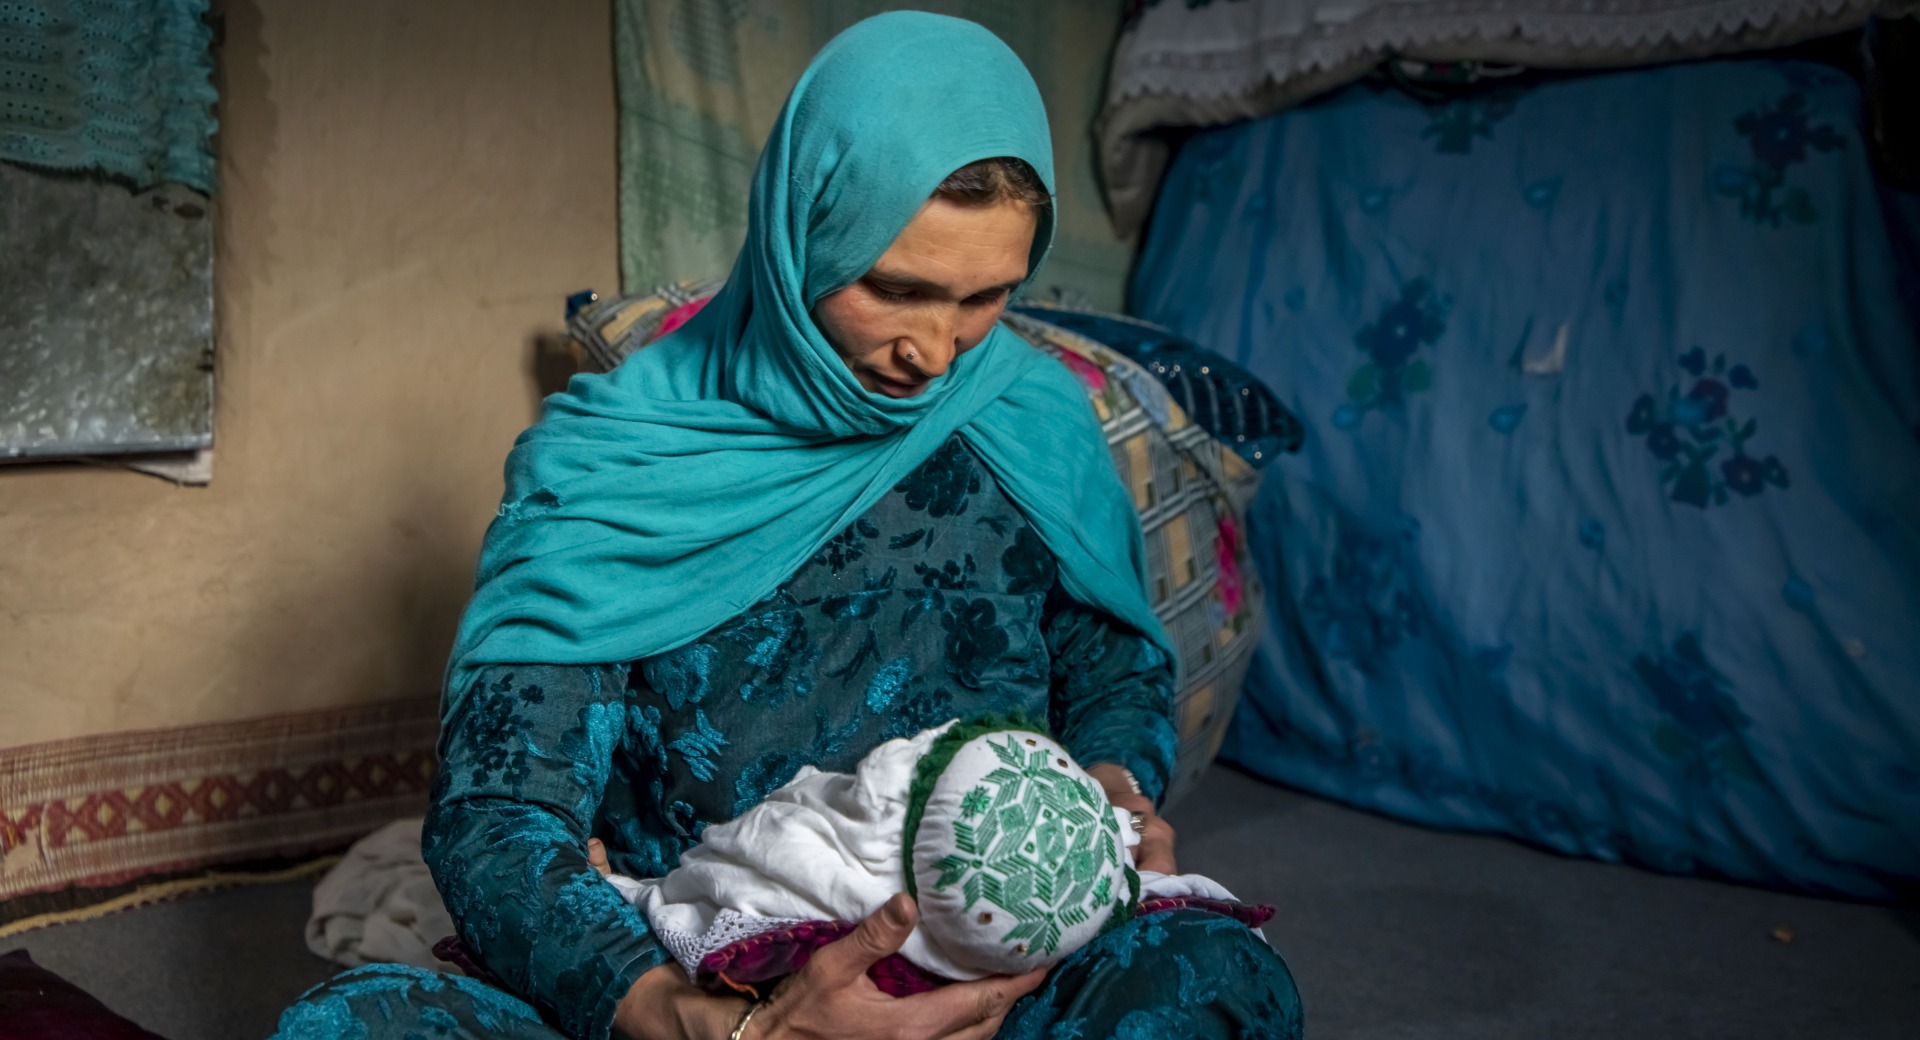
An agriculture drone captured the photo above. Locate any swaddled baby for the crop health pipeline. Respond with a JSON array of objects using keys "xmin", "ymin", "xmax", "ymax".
[{"xmin": 602, "ymin": 718, "xmax": 1271, "ymax": 995}]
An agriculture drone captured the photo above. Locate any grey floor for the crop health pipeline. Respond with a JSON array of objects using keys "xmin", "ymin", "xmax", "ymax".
[{"xmin": 11, "ymin": 766, "xmax": 1919, "ymax": 1040}]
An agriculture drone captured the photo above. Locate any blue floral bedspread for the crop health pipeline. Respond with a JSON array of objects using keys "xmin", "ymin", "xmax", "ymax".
[{"xmin": 1129, "ymin": 58, "xmax": 1920, "ymax": 899}]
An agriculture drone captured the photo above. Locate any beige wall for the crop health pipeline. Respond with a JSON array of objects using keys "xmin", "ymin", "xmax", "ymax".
[{"xmin": 0, "ymin": 0, "xmax": 618, "ymax": 746}]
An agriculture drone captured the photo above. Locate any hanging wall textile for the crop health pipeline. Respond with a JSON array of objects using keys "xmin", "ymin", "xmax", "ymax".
[
  {"xmin": 0, "ymin": 699, "xmax": 439, "ymax": 921},
  {"xmin": 615, "ymin": 0, "xmax": 1135, "ymax": 309},
  {"xmin": 0, "ymin": 0, "xmax": 218, "ymax": 191}
]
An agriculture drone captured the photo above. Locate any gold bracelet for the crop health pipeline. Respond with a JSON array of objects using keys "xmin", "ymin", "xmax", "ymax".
[{"xmin": 728, "ymin": 997, "xmax": 769, "ymax": 1040}]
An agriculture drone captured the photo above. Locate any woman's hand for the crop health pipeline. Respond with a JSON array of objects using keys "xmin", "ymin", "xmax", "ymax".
[
  {"xmin": 601, "ymin": 840, "xmax": 748, "ymax": 1040},
  {"xmin": 614, "ymin": 959, "xmax": 745, "ymax": 1040},
  {"xmin": 588, "ymin": 837, "xmax": 615, "ymax": 877},
  {"xmin": 752, "ymin": 893, "xmax": 1045, "ymax": 1040},
  {"xmin": 592, "ymin": 844, "xmax": 1044, "ymax": 1040},
  {"xmin": 1085, "ymin": 763, "xmax": 1178, "ymax": 875}
]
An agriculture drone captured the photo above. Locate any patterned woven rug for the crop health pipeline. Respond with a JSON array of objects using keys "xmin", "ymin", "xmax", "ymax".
[{"xmin": 0, "ymin": 699, "xmax": 438, "ymax": 930}]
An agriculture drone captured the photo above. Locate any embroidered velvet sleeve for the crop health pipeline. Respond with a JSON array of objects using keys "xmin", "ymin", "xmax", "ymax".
[
  {"xmin": 424, "ymin": 663, "xmax": 669, "ymax": 1040},
  {"xmin": 1042, "ymin": 592, "xmax": 1179, "ymax": 806}
]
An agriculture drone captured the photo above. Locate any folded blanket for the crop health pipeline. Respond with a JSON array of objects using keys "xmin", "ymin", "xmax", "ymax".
[{"xmin": 304, "ymin": 818, "xmax": 455, "ymax": 970}]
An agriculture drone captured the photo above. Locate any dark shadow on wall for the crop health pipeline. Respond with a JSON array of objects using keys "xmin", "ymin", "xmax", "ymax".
[
  {"xmin": 211, "ymin": 0, "xmax": 280, "ymax": 412},
  {"xmin": 529, "ymin": 331, "xmax": 588, "ymax": 404}
]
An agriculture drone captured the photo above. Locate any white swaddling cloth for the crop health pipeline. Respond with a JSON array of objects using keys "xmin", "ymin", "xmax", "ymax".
[{"xmin": 606, "ymin": 720, "xmax": 1246, "ymax": 982}]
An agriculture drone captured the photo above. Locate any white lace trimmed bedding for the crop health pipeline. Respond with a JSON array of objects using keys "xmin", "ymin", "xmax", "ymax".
[{"xmin": 1097, "ymin": 0, "xmax": 1920, "ymax": 234}]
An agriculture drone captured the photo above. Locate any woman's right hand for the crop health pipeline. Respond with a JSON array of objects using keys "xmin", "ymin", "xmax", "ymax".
[{"xmin": 748, "ymin": 893, "xmax": 1046, "ymax": 1040}]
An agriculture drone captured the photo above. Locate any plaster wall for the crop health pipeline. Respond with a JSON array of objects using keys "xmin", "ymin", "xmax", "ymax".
[{"xmin": 0, "ymin": 0, "xmax": 618, "ymax": 745}]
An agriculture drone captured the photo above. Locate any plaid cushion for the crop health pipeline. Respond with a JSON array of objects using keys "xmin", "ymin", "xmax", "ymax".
[
  {"xmin": 563, "ymin": 284, "xmax": 1262, "ymax": 805},
  {"xmin": 565, "ymin": 277, "xmax": 727, "ymax": 373}
]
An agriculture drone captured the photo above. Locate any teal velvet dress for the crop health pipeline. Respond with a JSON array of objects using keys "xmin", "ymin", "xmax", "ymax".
[{"xmin": 275, "ymin": 438, "xmax": 1302, "ymax": 1039}]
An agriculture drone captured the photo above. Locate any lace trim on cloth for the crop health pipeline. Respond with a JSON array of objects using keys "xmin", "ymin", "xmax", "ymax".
[
  {"xmin": 1096, "ymin": 0, "xmax": 1917, "ymax": 234},
  {"xmin": 686, "ymin": 901, "xmax": 1277, "ymax": 998},
  {"xmin": 0, "ymin": 0, "xmax": 219, "ymax": 191},
  {"xmin": 689, "ymin": 919, "xmax": 955, "ymax": 999},
  {"xmin": 657, "ymin": 909, "xmax": 814, "ymax": 978}
]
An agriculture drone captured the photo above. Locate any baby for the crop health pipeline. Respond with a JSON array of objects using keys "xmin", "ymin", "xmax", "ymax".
[{"xmin": 593, "ymin": 718, "xmax": 1270, "ymax": 995}]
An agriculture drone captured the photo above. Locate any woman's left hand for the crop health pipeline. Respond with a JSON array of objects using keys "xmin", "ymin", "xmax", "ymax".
[{"xmin": 1085, "ymin": 763, "xmax": 1177, "ymax": 875}]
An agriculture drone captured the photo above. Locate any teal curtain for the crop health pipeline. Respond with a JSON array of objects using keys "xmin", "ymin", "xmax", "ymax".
[
  {"xmin": 0, "ymin": 0, "xmax": 217, "ymax": 192},
  {"xmin": 615, "ymin": 0, "xmax": 1133, "ymax": 309}
]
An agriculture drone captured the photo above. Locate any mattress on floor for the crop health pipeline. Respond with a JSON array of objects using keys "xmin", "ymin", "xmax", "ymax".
[{"xmin": 1130, "ymin": 57, "xmax": 1920, "ymax": 899}]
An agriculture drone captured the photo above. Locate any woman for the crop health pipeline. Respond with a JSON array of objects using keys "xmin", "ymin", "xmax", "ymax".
[{"xmin": 277, "ymin": 13, "xmax": 1301, "ymax": 1040}]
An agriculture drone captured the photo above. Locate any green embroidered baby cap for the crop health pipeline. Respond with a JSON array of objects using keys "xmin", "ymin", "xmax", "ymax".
[{"xmin": 905, "ymin": 721, "xmax": 1135, "ymax": 976}]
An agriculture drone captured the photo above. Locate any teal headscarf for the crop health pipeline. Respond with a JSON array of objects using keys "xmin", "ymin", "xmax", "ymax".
[{"xmin": 444, "ymin": 12, "xmax": 1170, "ymax": 724}]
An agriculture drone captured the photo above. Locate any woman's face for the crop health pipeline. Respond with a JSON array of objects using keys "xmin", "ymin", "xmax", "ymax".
[{"xmin": 813, "ymin": 195, "xmax": 1038, "ymax": 399}]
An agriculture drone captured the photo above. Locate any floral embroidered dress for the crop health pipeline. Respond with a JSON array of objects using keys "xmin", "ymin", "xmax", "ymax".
[{"xmin": 275, "ymin": 437, "xmax": 1302, "ymax": 1040}]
